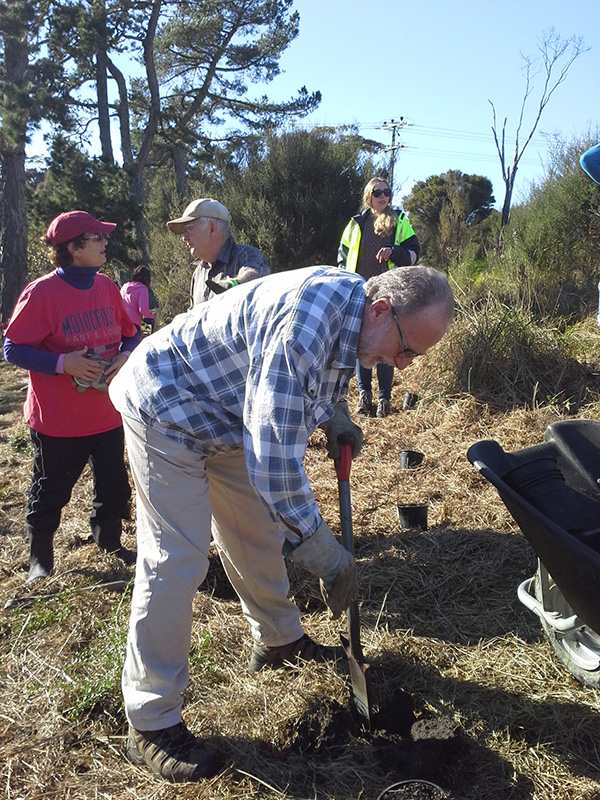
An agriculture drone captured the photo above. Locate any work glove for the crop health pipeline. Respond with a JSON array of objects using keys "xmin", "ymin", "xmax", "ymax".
[
  {"xmin": 320, "ymin": 400, "xmax": 363, "ymax": 460},
  {"xmin": 206, "ymin": 276, "xmax": 239, "ymax": 294},
  {"xmin": 73, "ymin": 355, "xmax": 112, "ymax": 393},
  {"xmin": 287, "ymin": 521, "xmax": 357, "ymax": 619}
]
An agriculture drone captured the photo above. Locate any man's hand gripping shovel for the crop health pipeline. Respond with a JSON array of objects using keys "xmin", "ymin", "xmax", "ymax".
[{"xmin": 335, "ymin": 437, "xmax": 373, "ymax": 728}]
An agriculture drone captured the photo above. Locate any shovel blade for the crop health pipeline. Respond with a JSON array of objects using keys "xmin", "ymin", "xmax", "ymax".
[{"xmin": 340, "ymin": 633, "xmax": 373, "ymax": 727}]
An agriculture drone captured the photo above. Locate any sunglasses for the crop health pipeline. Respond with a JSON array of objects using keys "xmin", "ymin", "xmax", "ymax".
[
  {"xmin": 390, "ymin": 308, "xmax": 422, "ymax": 359},
  {"xmin": 372, "ymin": 188, "xmax": 391, "ymax": 198},
  {"xmin": 83, "ymin": 233, "xmax": 108, "ymax": 242}
]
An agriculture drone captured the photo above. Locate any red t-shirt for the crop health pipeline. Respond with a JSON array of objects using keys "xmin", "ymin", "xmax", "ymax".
[{"xmin": 5, "ymin": 271, "xmax": 137, "ymax": 437}]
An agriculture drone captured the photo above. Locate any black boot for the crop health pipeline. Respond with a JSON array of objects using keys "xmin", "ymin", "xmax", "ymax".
[
  {"xmin": 27, "ymin": 527, "xmax": 54, "ymax": 584},
  {"xmin": 91, "ymin": 518, "xmax": 136, "ymax": 566}
]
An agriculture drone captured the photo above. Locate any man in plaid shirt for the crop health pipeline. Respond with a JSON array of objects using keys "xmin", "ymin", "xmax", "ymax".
[{"xmin": 109, "ymin": 264, "xmax": 454, "ymax": 782}]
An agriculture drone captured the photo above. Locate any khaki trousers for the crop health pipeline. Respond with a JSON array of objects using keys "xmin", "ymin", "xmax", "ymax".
[{"xmin": 121, "ymin": 416, "xmax": 304, "ymax": 730}]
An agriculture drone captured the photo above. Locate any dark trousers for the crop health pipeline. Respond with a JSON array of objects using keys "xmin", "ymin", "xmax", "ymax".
[
  {"xmin": 27, "ymin": 426, "xmax": 131, "ymax": 548},
  {"xmin": 356, "ymin": 361, "xmax": 394, "ymax": 400}
]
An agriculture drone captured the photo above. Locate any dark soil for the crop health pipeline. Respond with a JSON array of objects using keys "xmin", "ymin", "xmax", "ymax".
[{"xmin": 281, "ymin": 686, "xmax": 464, "ymax": 793}]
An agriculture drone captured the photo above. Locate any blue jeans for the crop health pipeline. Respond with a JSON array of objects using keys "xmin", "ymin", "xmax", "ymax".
[{"xmin": 356, "ymin": 361, "xmax": 394, "ymax": 401}]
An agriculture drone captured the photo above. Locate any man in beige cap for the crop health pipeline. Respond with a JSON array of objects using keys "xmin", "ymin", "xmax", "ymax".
[{"xmin": 167, "ymin": 198, "xmax": 271, "ymax": 306}]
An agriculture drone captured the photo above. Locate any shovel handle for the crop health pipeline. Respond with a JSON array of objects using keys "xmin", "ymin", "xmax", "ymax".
[
  {"xmin": 334, "ymin": 442, "xmax": 365, "ymax": 662},
  {"xmin": 335, "ymin": 440, "xmax": 352, "ymax": 482}
]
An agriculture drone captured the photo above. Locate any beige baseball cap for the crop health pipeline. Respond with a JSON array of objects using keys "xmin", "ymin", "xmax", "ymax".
[{"xmin": 166, "ymin": 198, "xmax": 232, "ymax": 234}]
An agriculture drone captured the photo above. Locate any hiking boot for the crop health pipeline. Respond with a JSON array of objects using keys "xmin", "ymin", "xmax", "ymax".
[
  {"xmin": 92, "ymin": 518, "xmax": 136, "ymax": 566},
  {"xmin": 113, "ymin": 546, "xmax": 137, "ymax": 567},
  {"xmin": 27, "ymin": 557, "xmax": 53, "ymax": 584},
  {"xmin": 126, "ymin": 722, "xmax": 221, "ymax": 783},
  {"xmin": 249, "ymin": 633, "xmax": 345, "ymax": 674},
  {"xmin": 376, "ymin": 398, "xmax": 391, "ymax": 418},
  {"xmin": 355, "ymin": 390, "xmax": 372, "ymax": 417},
  {"xmin": 27, "ymin": 529, "xmax": 54, "ymax": 584}
]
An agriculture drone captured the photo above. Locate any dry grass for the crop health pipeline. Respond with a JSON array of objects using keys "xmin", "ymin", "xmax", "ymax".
[
  {"xmin": 1, "ymin": 351, "xmax": 600, "ymax": 800},
  {"xmin": 430, "ymin": 297, "xmax": 600, "ymax": 412}
]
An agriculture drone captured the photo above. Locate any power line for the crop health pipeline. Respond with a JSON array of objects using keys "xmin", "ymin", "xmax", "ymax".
[
  {"xmin": 404, "ymin": 124, "xmax": 548, "ymax": 148},
  {"xmin": 403, "ymin": 145, "xmax": 543, "ymax": 167},
  {"xmin": 360, "ymin": 120, "xmax": 548, "ymax": 148},
  {"xmin": 366, "ymin": 117, "xmax": 549, "ymax": 187}
]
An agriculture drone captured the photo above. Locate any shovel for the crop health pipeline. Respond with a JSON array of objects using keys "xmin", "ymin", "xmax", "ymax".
[{"xmin": 335, "ymin": 440, "xmax": 373, "ymax": 728}]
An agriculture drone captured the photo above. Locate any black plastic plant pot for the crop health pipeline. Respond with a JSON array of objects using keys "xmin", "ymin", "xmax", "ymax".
[
  {"xmin": 402, "ymin": 392, "xmax": 419, "ymax": 410},
  {"xmin": 376, "ymin": 779, "xmax": 449, "ymax": 799},
  {"xmin": 399, "ymin": 450, "xmax": 424, "ymax": 469},
  {"xmin": 397, "ymin": 503, "xmax": 428, "ymax": 530}
]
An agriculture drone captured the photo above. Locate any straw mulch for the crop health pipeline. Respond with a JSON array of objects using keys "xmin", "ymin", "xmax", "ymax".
[{"xmin": 1, "ymin": 357, "xmax": 599, "ymax": 800}]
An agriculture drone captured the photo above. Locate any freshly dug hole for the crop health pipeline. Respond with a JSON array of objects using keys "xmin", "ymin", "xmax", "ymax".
[{"xmin": 280, "ymin": 684, "xmax": 465, "ymax": 791}]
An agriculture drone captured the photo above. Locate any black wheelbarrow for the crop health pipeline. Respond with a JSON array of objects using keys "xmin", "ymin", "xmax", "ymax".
[{"xmin": 467, "ymin": 419, "xmax": 600, "ymax": 687}]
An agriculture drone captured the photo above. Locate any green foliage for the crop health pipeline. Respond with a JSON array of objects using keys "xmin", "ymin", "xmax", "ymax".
[
  {"xmin": 0, "ymin": 0, "xmax": 82, "ymax": 317},
  {"xmin": 219, "ymin": 126, "xmax": 383, "ymax": 272},
  {"xmin": 25, "ymin": 235, "xmax": 53, "ymax": 282},
  {"xmin": 15, "ymin": 0, "xmax": 324, "ymax": 263},
  {"xmin": 143, "ymin": 126, "xmax": 384, "ymax": 317},
  {"xmin": 149, "ymin": 222, "xmax": 195, "ymax": 323},
  {"xmin": 10, "ymin": 422, "xmax": 33, "ymax": 456},
  {"xmin": 0, "ymin": 0, "xmax": 76, "ymax": 151},
  {"xmin": 65, "ymin": 587, "xmax": 132, "ymax": 721},
  {"xmin": 28, "ymin": 136, "xmax": 143, "ymax": 279},
  {"xmin": 189, "ymin": 629, "xmax": 222, "ymax": 683},
  {"xmin": 403, "ymin": 170, "xmax": 496, "ymax": 270},
  {"xmin": 146, "ymin": 166, "xmax": 227, "ymax": 320},
  {"xmin": 7, "ymin": 590, "xmax": 74, "ymax": 637},
  {"xmin": 153, "ymin": 0, "xmax": 319, "ymax": 150},
  {"xmin": 498, "ymin": 131, "xmax": 600, "ymax": 317}
]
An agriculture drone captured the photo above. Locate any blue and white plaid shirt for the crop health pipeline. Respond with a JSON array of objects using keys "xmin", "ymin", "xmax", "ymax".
[{"xmin": 110, "ymin": 266, "xmax": 366, "ymax": 539}]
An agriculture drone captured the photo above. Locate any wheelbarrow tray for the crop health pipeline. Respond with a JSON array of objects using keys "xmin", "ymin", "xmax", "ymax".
[{"xmin": 467, "ymin": 419, "xmax": 600, "ymax": 634}]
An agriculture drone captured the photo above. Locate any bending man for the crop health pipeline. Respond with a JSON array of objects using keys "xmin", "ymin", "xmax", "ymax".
[{"xmin": 109, "ymin": 264, "xmax": 454, "ymax": 783}]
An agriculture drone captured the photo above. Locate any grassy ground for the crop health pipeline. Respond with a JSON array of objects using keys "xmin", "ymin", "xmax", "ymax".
[{"xmin": 1, "ymin": 349, "xmax": 599, "ymax": 800}]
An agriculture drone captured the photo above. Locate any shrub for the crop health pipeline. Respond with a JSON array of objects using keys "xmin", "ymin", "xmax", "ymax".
[{"xmin": 416, "ymin": 296, "xmax": 600, "ymax": 411}]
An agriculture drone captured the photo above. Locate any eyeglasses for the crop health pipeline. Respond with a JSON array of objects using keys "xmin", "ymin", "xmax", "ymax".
[
  {"xmin": 372, "ymin": 188, "xmax": 391, "ymax": 198},
  {"xmin": 184, "ymin": 218, "xmax": 209, "ymax": 233},
  {"xmin": 83, "ymin": 233, "xmax": 108, "ymax": 242},
  {"xmin": 390, "ymin": 308, "xmax": 422, "ymax": 359}
]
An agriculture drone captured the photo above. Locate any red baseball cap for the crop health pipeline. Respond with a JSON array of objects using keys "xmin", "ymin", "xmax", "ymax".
[{"xmin": 45, "ymin": 211, "xmax": 117, "ymax": 245}]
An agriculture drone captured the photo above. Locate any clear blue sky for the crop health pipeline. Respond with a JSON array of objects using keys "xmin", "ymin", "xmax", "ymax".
[
  {"xmin": 263, "ymin": 0, "xmax": 600, "ymax": 207},
  {"xmin": 27, "ymin": 0, "xmax": 600, "ymax": 211}
]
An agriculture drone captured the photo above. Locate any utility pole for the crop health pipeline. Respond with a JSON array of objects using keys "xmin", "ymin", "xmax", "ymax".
[{"xmin": 380, "ymin": 118, "xmax": 409, "ymax": 193}]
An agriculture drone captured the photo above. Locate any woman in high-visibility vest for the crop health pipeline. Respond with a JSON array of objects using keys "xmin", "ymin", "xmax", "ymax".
[{"xmin": 338, "ymin": 176, "xmax": 420, "ymax": 417}]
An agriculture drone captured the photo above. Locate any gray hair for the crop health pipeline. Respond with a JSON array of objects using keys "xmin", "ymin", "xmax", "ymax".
[
  {"xmin": 363, "ymin": 266, "xmax": 454, "ymax": 324},
  {"xmin": 212, "ymin": 216, "xmax": 232, "ymax": 236},
  {"xmin": 196, "ymin": 216, "xmax": 232, "ymax": 236}
]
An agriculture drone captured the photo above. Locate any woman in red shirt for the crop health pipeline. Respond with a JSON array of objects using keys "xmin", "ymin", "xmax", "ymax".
[{"xmin": 4, "ymin": 210, "xmax": 141, "ymax": 583}]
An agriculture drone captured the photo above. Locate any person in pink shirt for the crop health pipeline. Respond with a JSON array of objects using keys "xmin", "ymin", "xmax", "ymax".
[
  {"xmin": 120, "ymin": 266, "xmax": 155, "ymax": 334},
  {"xmin": 3, "ymin": 210, "xmax": 141, "ymax": 583}
]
